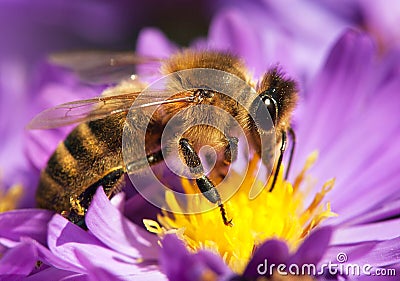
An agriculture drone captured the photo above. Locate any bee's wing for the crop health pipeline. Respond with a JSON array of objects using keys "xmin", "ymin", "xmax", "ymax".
[
  {"xmin": 50, "ymin": 51, "xmax": 163, "ymax": 84},
  {"xmin": 27, "ymin": 91, "xmax": 194, "ymax": 130}
]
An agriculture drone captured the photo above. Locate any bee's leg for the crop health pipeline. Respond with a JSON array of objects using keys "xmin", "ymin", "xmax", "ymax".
[
  {"xmin": 269, "ymin": 130, "xmax": 287, "ymax": 192},
  {"xmin": 285, "ymin": 127, "xmax": 296, "ymax": 180},
  {"xmin": 224, "ymin": 136, "xmax": 239, "ymax": 165},
  {"xmin": 68, "ymin": 150, "xmax": 165, "ymax": 228},
  {"xmin": 179, "ymin": 138, "xmax": 232, "ymax": 226},
  {"xmin": 67, "ymin": 167, "xmax": 125, "ymax": 228},
  {"xmin": 125, "ymin": 150, "xmax": 164, "ymax": 172},
  {"xmin": 209, "ymin": 136, "xmax": 239, "ymax": 183}
]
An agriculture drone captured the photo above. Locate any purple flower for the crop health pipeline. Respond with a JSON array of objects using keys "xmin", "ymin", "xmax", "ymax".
[
  {"xmin": 297, "ymin": 30, "xmax": 400, "ymax": 280},
  {"xmin": 159, "ymin": 227, "xmax": 334, "ymax": 280},
  {"xmin": 0, "ymin": 188, "xmax": 165, "ymax": 280},
  {"xmin": 315, "ymin": 0, "xmax": 400, "ymax": 51},
  {"xmin": 292, "ymin": 31, "xmax": 400, "ymax": 224},
  {"xmin": 0, "ymin": 208, "xmax": 53, "ymax": 280},
  {"xmin": 1, "ymin": 1, "xmax": 400, "ymax": 281},
  {"xmin": 160, "ymin": 234, "xmax": 232, "ymax": 281},
  {"xmin": 134, "ymin": 27, "xmax": 400, "ymax": 281}
]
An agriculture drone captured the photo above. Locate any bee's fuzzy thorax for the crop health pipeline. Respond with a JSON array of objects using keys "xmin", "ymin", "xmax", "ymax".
[{"xmin": 161, "ymin": 49, "xmax": 251, "ymax": 83}]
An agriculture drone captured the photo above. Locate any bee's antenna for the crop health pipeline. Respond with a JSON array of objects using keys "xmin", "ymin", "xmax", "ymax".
[
  {"xmin": 269, "ymin": 130, "xmax": 287, "ymax": 192},
  {"xmin": 285, "ymin": 127, "xmax": 296, "ymax": 179}
]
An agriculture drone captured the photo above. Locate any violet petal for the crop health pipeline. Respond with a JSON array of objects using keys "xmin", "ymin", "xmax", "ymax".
[
  {"xmin": 324, "ymin": 236, "xmax": 400, "ymax": 268},
  {"xmin": 243, "ymin": 239, "xmax": 290, "ymax": 278},
  {"xmin": 289, "ymin": 226, "xmax": 333, "ymax": 266},
  {"xmin": 348, "ymin": 236, "xmax": 400, "ymax": 268},
  {"xmin": 74, "ymin": 249, "xmax": 126, "ymax": 281},
  {"xmin": 24, "ymin": 267, "xmax": 86, "ymax": 281},
  {"xmin": 135, "ymin": 28, "xmax": 177, "ymax": 79},
  {"xmin": 331, "ymin": 218, "xmax": 400, "ymax": 245},
  {"xmin": 136, "ymin": 27, "xmax": 177, "ymax": 58},
  {"xmin": 194, "ymin": 250, "xmax": 232, "ymax": 277},
  {"xmin": 295, "ymin": 30, "xmax": 374, "ymax": 173},
  {"xmin": 292, "ymin": 29, "xmax": 400, "ymax": 224},
  {"xmin": 85, "ymin": 187, "xmax": 159, "ymax": 260},
  {"xmin": 76, "ymin": 248, "xmax": 168, "ymax": 281},
  {"xmin": 0, "ymin": 242, "xmax": 37, "ymax": 276},
  {"xmin": 123, "ymin": 193, "xmax": 160, "ymax": 226},
  {"xmin": 110, "ymin": 191, "xmax": 125, "ymax": 213},
  {"xmin": 160, "ymin": 234, "xmax": 190, "ymax": 281},
  {"xmin": 0, "ymin": 209, "xmax": 53, "ymax": 246},
  {"xmin": 161, "ymin": 234, "xmax": 228, "ymax": 281},
  {"xmin": 343, "ymin": 197, "xmax": 400, "ymax": 225},
  {"xmin": 209, "ymin": 8, "xmax": 263, "ymax": 74},
  {"xmin": 22, "ymin": 236, "xmax": 83, "ymax": 273},
  {"xmin": 47, "ymin": 214, "xmax": 147, "ymax": 275}
]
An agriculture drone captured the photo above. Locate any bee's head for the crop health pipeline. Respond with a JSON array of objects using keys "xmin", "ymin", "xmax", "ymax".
[{"xmin": 252, "ymin": 68, "xmax": 298, "ymax": 130}]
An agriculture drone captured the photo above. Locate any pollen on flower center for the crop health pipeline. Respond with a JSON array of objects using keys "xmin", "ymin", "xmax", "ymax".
[{"xmin": 144, "ymin": 152, "xmax": 336, "ymax": 273}]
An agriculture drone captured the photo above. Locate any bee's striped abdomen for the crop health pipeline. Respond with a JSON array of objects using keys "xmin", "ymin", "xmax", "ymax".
[{"xmin": 36, "ymin": 114, "xmax": 126, "ymax": 213}]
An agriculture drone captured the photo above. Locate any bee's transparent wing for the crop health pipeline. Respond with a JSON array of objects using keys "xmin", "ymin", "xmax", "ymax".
[
  {"xmin": 50, "ymin": 51, "xmax": 163, "ymax": 84},
  {"xmin": 27, "ymin": 91, "xmax": 194, "ymax": 130}
]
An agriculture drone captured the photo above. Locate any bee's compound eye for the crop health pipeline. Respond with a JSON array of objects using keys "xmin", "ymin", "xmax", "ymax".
[
  {"xmin": 264, "ymin": 97, "xmax": 277, "ymax": 125},
  {"xmin": 252, "ymin": 96, "xmax": 275, "ymax": 131}
]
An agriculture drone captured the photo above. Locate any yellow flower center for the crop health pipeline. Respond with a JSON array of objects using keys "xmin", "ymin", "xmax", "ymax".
[{"xmin": 144, "ymin": 152, "xmax": 336, "ymax": 273}]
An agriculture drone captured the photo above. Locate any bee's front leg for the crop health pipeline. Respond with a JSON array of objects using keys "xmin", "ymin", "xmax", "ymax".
[
  {"xmin": 269, "ymin": 130, "xmax": 287, "ymax": 192},
  {"xmin": 178, "ymin": 138, "xmax": 232, "ymax": 226},
  {"xmin": 223, "ymin": 136, "xmax": 239, "ymax": 165},
  {"xmin": 209, "ymin": 136, "xmax": 239, "ymax": 183},
  {"xmin": 268, "ymin": 127, "xmax": 296, "ymax": 192},
  {"xmin": 285, "ymin": 127, "xmax": 296, "ymax": 180}
]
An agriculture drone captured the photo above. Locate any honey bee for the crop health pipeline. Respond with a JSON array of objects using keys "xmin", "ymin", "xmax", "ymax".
[{"xmin": 29, "ymin": 50, "xmax": 298, "ymax": 227}]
